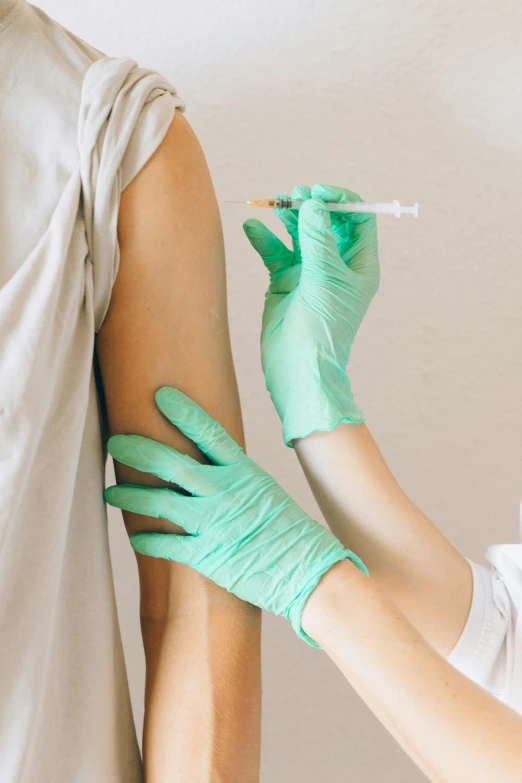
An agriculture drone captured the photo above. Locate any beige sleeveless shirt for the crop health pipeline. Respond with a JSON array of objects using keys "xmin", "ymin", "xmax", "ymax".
[{"xmin": 0, "ymin": 2, "xmax": 185, "ymax": 780}]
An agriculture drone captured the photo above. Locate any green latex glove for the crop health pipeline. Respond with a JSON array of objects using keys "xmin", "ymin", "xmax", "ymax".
[
  {"xmin": 104, "ymin": 387, "xmax": 368, "ymax": 647},
  {"xmin": 243, "ymin": 183, "xmax": 379, "ymax": 446}
]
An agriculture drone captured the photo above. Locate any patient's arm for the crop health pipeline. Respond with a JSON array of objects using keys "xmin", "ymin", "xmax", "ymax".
[{"xmin": 96, "ymin": 110, "xmax": 261, "ymax": 783}]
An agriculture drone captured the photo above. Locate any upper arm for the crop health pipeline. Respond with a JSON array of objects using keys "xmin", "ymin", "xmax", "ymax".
[{"xmin": 96, "ymin": 109, "xmax": 244, "ymax": 612}]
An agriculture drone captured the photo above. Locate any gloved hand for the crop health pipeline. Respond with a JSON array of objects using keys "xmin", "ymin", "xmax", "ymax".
[
  {"xmin": 104, "ymin": 387, "xmax": 368, "ymax": 647},
  {"xmin": 243, "ymin": 183, "xmax": 379, "ymax": 446}
]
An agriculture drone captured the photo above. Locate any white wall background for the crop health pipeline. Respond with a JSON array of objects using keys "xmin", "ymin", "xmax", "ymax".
[{"xmin": 42, "ymin": 0, "xmax": 522, "ymax": 779}]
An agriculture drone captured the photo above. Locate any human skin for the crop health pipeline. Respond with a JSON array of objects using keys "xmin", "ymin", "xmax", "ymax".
[
  {"xmin": 294, "ymin": 423, "xmax": 473, "ymax": 657},
  {"xmin": 102, "ymin": 392, "xmax": 520, "ymax": 781},
  {"xmin": 242, "ymin": 178, "xmax": 473, "ymax": 658},
  {"xmin": 302, "ymin": 559, "xmax": 522, "ymax": 783},
  {"xmin": 96, "ymin": 110, "xmax": 261, "ymax": 783}
]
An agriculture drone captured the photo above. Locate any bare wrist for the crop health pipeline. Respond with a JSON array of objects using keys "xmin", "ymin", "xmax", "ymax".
[{"xmin": 301, "ymin": 559, "xmax": 365, "ymax": 644}]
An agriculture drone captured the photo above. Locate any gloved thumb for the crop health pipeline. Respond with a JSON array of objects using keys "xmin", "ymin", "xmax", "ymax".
[
  {"xmin": 298, "ymin": 199, "xmax": 344, "ymax": 280},
  {"xmin": 243, "ymin": 218, "xmax": 295, "ymax": 280}
]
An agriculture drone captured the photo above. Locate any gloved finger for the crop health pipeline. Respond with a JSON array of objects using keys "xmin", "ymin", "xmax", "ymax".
[
  {"xmin": 107, "ymin": 434, "xmax": 208, "ymax": 496},
  {"xmin": 349, "ymin": 215, "xmax": 380, "ymax": 286},
  {"xmin": 130, "ymin": 531, "xmax": 197, "ymax": 565},
  {"xmin": 242, "ymin": 219, "xmax": 294, "ymax": 279},
  {"xmin": 311, "ymin": 183, "xmax": 363, "ymax": 204},
  {"xmin": 291, "ymin": 185, "xmax": 311, "ymax": 202},
  {"xmin": 273, "ymin": 191, "xmax": 298, "ymax": 236},
  {"xmin": 297, "ymin": 198, "xmax": 345, "ymax": 280},
  {"xmin": 312, "ymin": 184, "xmax": 379, "ymax": 285},
  {"xmin": 274, "ymin": 186, "xmax": 310, "ymax": 263},
  {"xmin": 104, "ymin": 484, "xmax": 201, "ymax": 535},
  {"xmin": 311, "ymin": 183, "xmax": 367, "ymax": 224},
  {"xmin": 311, "ymin": 183, "xmax": 367, "ymax": 252},
  {"xmin": 155, "ymin": 387, "xmax": 247, "ymax": 467}
]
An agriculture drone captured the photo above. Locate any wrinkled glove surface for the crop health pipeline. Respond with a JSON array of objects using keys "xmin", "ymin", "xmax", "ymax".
[
  {"xmin": 105, "ymin": 387, "xmax": 368, "ymax": 647},
  {"xmin": 243, "ymin": 183, "xmax": 379, "ymax": 446}
]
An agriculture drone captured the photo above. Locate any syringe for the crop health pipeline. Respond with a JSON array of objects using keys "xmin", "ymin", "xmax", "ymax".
[{"xmin": 225, "ymin": 198, "xmax": 419, "ymax": 218}]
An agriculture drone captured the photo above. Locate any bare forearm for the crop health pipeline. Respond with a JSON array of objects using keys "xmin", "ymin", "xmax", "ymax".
[
  {"xmin": 295, "ymin": 423, "xmax": 472, "ymax": 654},
  {"xmin": 303, "ymin": 561, "xmax": 522, "ymax": 783},
  {"xmin": 140, "ymin": 570, "xmax": 261, "ymax": 783},
  {"xmin": 112, "ymin": 447, "xmax": 262, "ymax": 783},
  {"xmin": 107, "ymin": 404, "xmax": 262, "ymax": 782}
]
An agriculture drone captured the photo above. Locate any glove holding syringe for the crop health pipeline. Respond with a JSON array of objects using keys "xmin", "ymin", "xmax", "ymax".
[{"xmin": 238, "ymin": 182, "xmax": 384, "ymax": 445}]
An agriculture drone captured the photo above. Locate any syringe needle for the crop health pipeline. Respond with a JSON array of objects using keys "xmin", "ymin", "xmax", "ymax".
[{"xmin": 223, "ymin": 199, "xmax": 281, "ymax": 208}]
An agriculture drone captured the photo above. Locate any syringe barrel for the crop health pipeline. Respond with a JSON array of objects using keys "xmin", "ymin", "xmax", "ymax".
[
  {"xmin": 288, "ymin": 199, "xmax": 396, "ymax": 215},
  {"xmin": 278, "ymin": 199, "xmax": 418, "ymax": 217},
  {"xmin": 286, "ymin": 199, "xmax": 418, "ymax": 217}
]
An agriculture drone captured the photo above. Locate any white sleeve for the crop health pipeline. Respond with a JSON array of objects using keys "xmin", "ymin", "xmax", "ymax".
[{"xmin": 447, "ymin": 546, "xmax": 522, "ymax": 709}]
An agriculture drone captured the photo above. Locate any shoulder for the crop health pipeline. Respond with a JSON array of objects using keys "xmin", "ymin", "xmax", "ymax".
[
  {"xmin": 118, "ymin": 109, "xmax": 219, "ymax": 254},
  {"xmin": 127, "ymin": 110, "xmax": 207, "ymax": 196}
]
